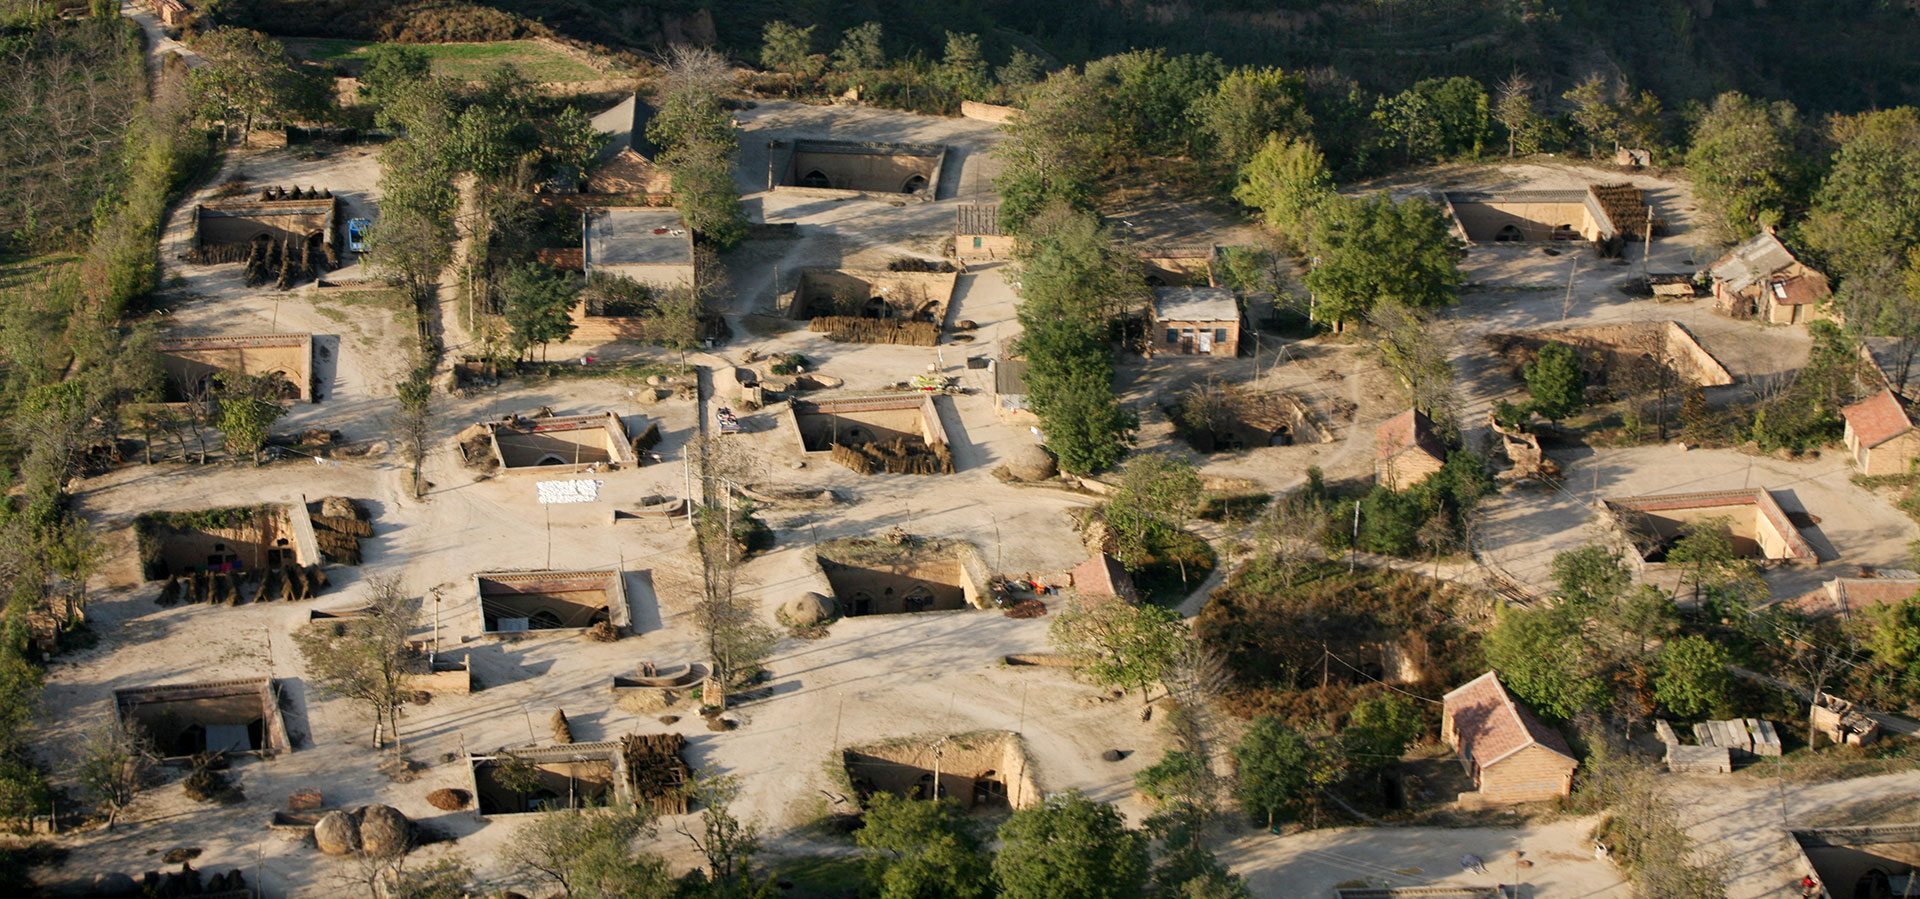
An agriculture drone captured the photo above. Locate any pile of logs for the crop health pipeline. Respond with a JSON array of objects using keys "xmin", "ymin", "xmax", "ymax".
[
  {"xmin": 621, "ymin": 733, "xmax": 691, "ymax": 815},
  {"xmin": 312, "ymin": 497, "xmax": 372, "ymax": 566}
]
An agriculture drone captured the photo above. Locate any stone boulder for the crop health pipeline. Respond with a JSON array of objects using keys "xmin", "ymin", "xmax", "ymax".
[
  {"xmin": 1006, "ymin": 444, "xmax": 1058, "ymax": 482},
  {"xmin": 781, "ymin": 592, "xmax": 836, "ymax": 626},
  {"xmin": 313, "ymin": 809, "xmax": 360, "ymax": 856},
  {"xmin": 356, "ymin": 804, "xmax": 411, "ymax": 858}
]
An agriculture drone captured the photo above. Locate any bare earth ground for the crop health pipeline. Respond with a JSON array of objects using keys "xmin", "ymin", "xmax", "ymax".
[{"xmin": 35, "ymin": 94, "xmax": 1920, "ymax": 897}]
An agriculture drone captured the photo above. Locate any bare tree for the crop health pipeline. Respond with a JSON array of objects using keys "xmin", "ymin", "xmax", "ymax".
[
  {"xmin": 294, "ymin": 577, "xmax": 418, "ymax": 749},
  {"xmin": 676, "ymin": 772, "xmax": 761, "ymax": 888},
  {"xmin": 75, "ymin": 718, "xmax": 153, "ymax": 828}
]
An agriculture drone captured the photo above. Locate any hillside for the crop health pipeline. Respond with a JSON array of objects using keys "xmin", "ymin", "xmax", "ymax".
[{"xmin": 213, "ymin": 0, "xmax": 1920, "ymax": 116}]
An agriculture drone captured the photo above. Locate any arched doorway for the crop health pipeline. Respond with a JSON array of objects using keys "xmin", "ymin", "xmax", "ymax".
[
  {"xmin": 528, "ymin": 609, "xmax": 565, "ymax": 629},
  {"xmin": 863, "ymin": 296, "xmax": 895, "ymax": 319},
  {"xmin": 1494, "ymin": 224, "xmax": 1523, "ymax": 242},
  {"xmin": 901, "ymin": 174, "xmax": 928, "ymax": 194},
  {"xmin": 800, "ymin": 169, "xmax": 831, "ymax": 188}
]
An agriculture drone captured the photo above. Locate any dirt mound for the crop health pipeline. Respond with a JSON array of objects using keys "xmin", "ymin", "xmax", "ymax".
[{"xmin": 425, "ymin": 788, "xmax": 469, "ymax": 811}]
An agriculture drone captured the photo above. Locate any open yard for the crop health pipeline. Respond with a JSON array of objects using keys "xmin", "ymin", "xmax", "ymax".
[{"xmin": 285, "ymin": 38, "xmax": 606, "ymax": 82}]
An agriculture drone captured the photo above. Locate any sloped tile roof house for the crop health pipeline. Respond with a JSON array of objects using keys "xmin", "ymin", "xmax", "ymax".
[
  {"xmin": 1707, "ymin": 230, "xmax": 1831, "ymax": 325},
  {"xmin": 1441, "ymin": 671, "xmax": 1577, "ymax": 805},
  {"xmin": 1841, "ymin": 389, "xmax": 1920, "ymax": 477},
  {"xmin": 1375, "ymin": 410, "xmax": 1447, "ymax": 489}
]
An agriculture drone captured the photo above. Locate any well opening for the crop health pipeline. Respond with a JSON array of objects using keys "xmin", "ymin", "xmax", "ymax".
[
  {"xmin": 472, "ymin": 756, "xmax": 616, "ymax": 815},
  {"xmin": 841, "ymin": 731, "xmax": 1037, "ymax": 810},
  {"xmin": 771, "ymin": 139, "xmax": 946, "ymax": 197},
  {"xmin": 476, "ymin": 569, "xmax": 628, "ymax": 635},
  {"xmin": 484, "ymin": 412, "xmax": 637, "ymax": 475},
  {"xmin": 1605, "ymin": 490, "xmax": 1815, "ymax": 564},
  {"xmin": 115, "ymin": 678, "xmax": 289, "ymax": 759}
]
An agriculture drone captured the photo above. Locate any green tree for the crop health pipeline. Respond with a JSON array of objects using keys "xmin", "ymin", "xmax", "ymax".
[
  {"xmin": 936, "ymin": 32, "xmax": 992, "ymax": 100},
  {"xmin": 388, "ymin": 861, "xmax": 479, "ymax": 899},
  {"xmin": 1524, "ymin": 342, "xmax": 1586, "ymax": 423},
  {"xmin": 1195, "ymin": 66, "xmax": 1312, "ymax": 168},
  {"xmin": 1342, "ymin": 696, "xmax": 1422, "ymax": 771},
  {"xmin": 993, "ymin": 71, "xmax": 1112, "ymax": 232},
  {"xmin": 1803, "ymin": 107, "xmax": 1920, "ymax": 282},
  {"xmin": 1860, "ymin": 597, "xmax": 1920, "ymax": 702},
  {"xmin": 1103, "ymin": 453, "xmax": 1204, "ymax": 570},
  {"xmin": 187, "ymin": 28, "xmax": 329, "ymax": 142},
  {"xmin": 500, "ymin": 262, "xmax": 579, "ymax": 360},
  {"xmin": 993, "ymin": 791, "xmax": 1148, "ymax": 899},
  {"xmin": 675, "ymin": 772, "xmax": 763, "ymax": 890},
  {"xmin": 1653, "ymin": 636, "xmax": 1734, "ymax": 719},
  {"xmin": 1049, "ymin": 600, "xmax": 1186, "ymax": 704},
  {"xmin": 1084, "ymin": 50, "xmax": 1224, "ymax": 158},
  {"xmin": 357, "ymin": 45, "xmax": 430, "ymax": 110},
  {"xmin": 75, "ymin": 719, "xmax": 150, "ymax": 827},
  {"xmin": 1493, "ymin": 73, "xmax": 1544, "ymax": 157},
  {"xmin": 1303, "ymin": 195, "xmax": 1464, "ymax": 326},
  {"xmin": 1231, "ymin": 717, "xmax": 1333, "ymax": 828},
  {"xmin": 856, "ymin": 794, "xmax": 993, "ymax": 899},
  {"xmin": 503, "ymin": 806, "xmax": 672, "ymax": 898},
  {"xmin": 213, "ymin": 372, "xmax": 287, "ymax": 462},
  {"xmin": 1551, "ymin": 545, "xmax": 1633, "ymax": 608},
  {"xmin": 666, "ymin": 145, "xmax": 750, "ymax": 250},
  {"xmin": 997, "ymin": 49, "xmax": 1045, "ymax": 89},
  {"xmin": 1372, "ymin": 76, "xmax": 1489, "ymax": 163},
  {"xmin": 760, "ymin": 22, "xmax": 823, "ymax": 79},
  {"xmin": 831, "ymin": 22, "xmax": 887, "ymax": 73},
  {"xmin": 1482, "ymin": 606, "xmax": 1607, "ymax": 720},
  {"xmin": 456, "ymin": 99, "xmax": 532, "ymax": 184},
  {"xmin": 292, "ymin": 577, "xmax": 417, "ymax": 748},
  {"xmin": 1687, "ymin": 92, "xmax": 1812, "ymax": 243},
  {"xmin": 1232, "ymin": 135, "xmax": 1334, "ymax": 241}
]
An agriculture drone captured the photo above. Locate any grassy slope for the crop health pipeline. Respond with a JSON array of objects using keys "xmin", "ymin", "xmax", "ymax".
[{"xmin": 284, "ymin": 37, "xmax": 603, "ymax": 81}]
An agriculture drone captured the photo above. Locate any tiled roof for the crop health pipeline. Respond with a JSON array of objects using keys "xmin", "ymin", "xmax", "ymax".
[
  {"xmin": 591, "ymin": 94, "xmax": 660, "ymax": 165},
  {"xmin": 1375, "ymin": 410, "xmax": 1446, "ymax": 462},
  {"xmin": 1071, "ymin": 553, "xmax": 1138, "ymax": 602},
  {"xmin": 1791, "ymin": 578, "xmax": 1920, "ymax": 619},
  {"xmin": 1709, "ymin": 231, "xmax": 1806, "ymax": 294},
  {"xmin": 1842, "ymin": 389, "xmax": 1914, "ymax": 448},
  {"xmin": 1444, "ymin": 671, "xmax": 1575, "ymax": 767}
]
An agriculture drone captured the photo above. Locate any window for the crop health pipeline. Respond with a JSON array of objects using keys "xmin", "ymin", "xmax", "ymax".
[
  {"xmin": 973, "ymin": 237, "xmax": 983, "ymax": 248},
  {"xmin": 1214, "ymin": 328, "xmax": 1227, "ymax": 343},
  {"xmin": 1165, "ymin": 329, "xmax": 1178, "ymax": 344}
]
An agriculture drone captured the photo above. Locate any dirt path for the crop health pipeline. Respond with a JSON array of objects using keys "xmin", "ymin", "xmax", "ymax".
[{"xmin": 121, "ymin": 0, "xmax": 201, "ymax": 79}]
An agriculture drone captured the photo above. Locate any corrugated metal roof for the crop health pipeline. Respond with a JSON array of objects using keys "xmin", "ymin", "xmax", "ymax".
[
  {"xmin": 1709, "ymin": 231, "xmax": 1801, "ymax": 294},
  {"xmin": 955, "ymin": 204, "xmax": 1003, "ymax": 236},
  {"xmin": 1152, "ymin": 286, "xmax": 1237, "ymax": 322}
]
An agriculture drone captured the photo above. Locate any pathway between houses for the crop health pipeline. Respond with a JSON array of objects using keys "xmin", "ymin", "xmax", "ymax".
[{"xmin": 121, "ymin": 0, "xmax": 202, "ymax": 80}]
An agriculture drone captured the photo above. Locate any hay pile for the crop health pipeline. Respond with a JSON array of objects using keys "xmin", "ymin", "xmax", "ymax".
[
  {"xmin": 156, "ymin": 565, "xmax": 329, "ymax": 606},
  {"xmin": 809, "ymin": 316, "xmax": 939, "ymax": 346},
  {"xmin": 311, "ymin": 497, "xmax": 371, "ymax": 565},
  {"xmin": 830, "ymin": 438, "xmax": 954, "ymax": 475},
  {"xmin": 621, "ymin": 733, "xmax": 691, "ymax": 815},
  {"xmin": 425, "ymin": 788, "xmax": 470, "ymax": 811}
]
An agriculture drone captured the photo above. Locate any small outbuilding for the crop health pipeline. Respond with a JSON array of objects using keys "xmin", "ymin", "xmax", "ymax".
[
  {"xmin": 955, "ymin": 204, "xmax": 1014, "ymax": 262},
  {"xmin": 1707, "ymin": 230, "xmax": 1831, "ymax": 325},
  {"xmin": 1152, "ymin": 286, "xmax": 1240, "ymax": 357},
  {"xmin": 587, "ymin": 95, "xmax": 672, "ymax": 200},
  {"xmin": 1841, "ymin": 389, "xmax": 1920, "ymax": 476},
  {"xmin": 1375, "ymin": 409, "xmax": 1447, "ymax": 490},
  {"xmin": 1070, "ymin": 553, "xmax": 1140, "ymax": 604},
  {"xmin": 991, "ymin": 358, "xmax": 1032, "ymax": 418},
  {"xmin": 1441, "ymin": 671, "xmax": 1578, "ymax": 806}
]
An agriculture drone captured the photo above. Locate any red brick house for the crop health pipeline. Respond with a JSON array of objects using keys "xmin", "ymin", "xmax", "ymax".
[
  {"xmin": 1841, "ymin": 389, "xmax": 1920, "ymax": 476},
  {"xmin": 1375, "ymin": 410, "xmax": 1446, "ymax": 490},
  {"xmin": 1442, "ymin": 671, "xmax": 1577, "ymax": 805}
]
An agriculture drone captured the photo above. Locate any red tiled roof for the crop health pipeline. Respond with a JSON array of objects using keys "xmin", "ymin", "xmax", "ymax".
[
  {"xmin": 1768, "ymin": 272, "xmax": 1831, "ymax": 306},
  {"xmin": 1842, "ymin": 389, "xmax": 1913, "ymax": 448},
  {"xmin": 1071, "ymin": 553, "xmax": 1138, "ymax": 602},
  {"xmin": 535, "ymin": 248, "xmax": 585, "ymax": 272},
  {"xmin": 1790, "ymin": 578, "xmax": 1920, "ymax": 619},
  {"xmin": 1444, "ymin": 671, "xmax": 1575, "ymax": 767},
  {"xmin": 1376, "ymin": 410, "xmax": 1446, "ymax": 463}
]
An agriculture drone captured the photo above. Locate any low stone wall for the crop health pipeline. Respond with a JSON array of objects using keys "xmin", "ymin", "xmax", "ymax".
[{"xmin": 960, "ymin": 101, "xmax": 1019, "ymax": 124}]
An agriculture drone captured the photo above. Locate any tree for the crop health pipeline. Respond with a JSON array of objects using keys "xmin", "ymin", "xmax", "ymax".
[
  {"xmin": 1493, "ymin": 73, "xmax": 1543, "ymax": 157},
  {"xmin": 1564, "ymin": 76, "xmax": 1623, "ymax": 157},
  {"xmin": 500, "ymin": 262, "xmax": 579, "ymax": 360},
  {"xmin": 1372, "ymin": 77, "xmax": 1489, "ymax": 163},
  {"xmin": 1230, "ymin": 717, "xmax": 1331, "ymax": 828},
  {"xmin": 646, "ymin": 47, "xmax": 737, "ymax": 155},
  {"xmin": 677, "ymin": 772, "xmax": 762, "ymax": 890},
  {"xmin": 760, "ymin": 22, "xmax": 823, "ymax": 79},
  {"xmin": 1482, "ymin": 605, "xmax": 1607, "ymax": 720},
  {"xmin": 993, "ymin": 71, "xmax": 1112, "ymax": 232},
  {"xmin": 1194, "ymin": 67, "xmax": 1312, "ymax": 168},
  {"xmin": 213, "ymin": 372, "xmax": 288, "ymax": 462},
  {"xmin": 1084, "ymin": 50, "xmax": 1224, "ymax": 158},
  {"xmin": 993, "ymin": 791, "xmax": 1148, "ymax": 899},
  {"xmin": 388, "ymin": 860, "xmax": 479, "ymax": 899},
  {"xmin": 1524, "ymin": 342, "xmax": 1586, "ymax": 423},
  {"xmin": 935, "ymin": 32, "xmax": 991, "ymax": 101},
  {"xmin": 857, "ymin": 794, "xmax": 993, "ymax": 899},
  {"xmin": 1551, "ymin": 545, "xmax": 1633, "ymax": 609},
  {"xmin": 996, "ymin": 50, "xmax": 1044, "ymax": 89},
  {"xmin": 395, "ymin": 356, "xmax": 432, "ymax": 500},
  {"xmin": 1687, "ymin": 92, "xmax": 1812, "ymax": 243},
  {"xmin": 357, "ymin": 45, "xmax": 430, "ymax": 110},
  {"xmin": 1303, "ymin": 195, "xmax": 1464, "ymax": 326},
  {"xmin": 831, "ymin": 22, "xmax": 886, "ymax": 73},
  {"xmin": 1665, "ymin": 519, "xmax": 1761, "ymax": 609},
  {"xmin": 1803, "ymin": 107, "xmax": 1920, "ymax": 283},
  {"xmin": 1342, "ymin": 696, "xmax": 1422, "ymax": 771},
  {"xmin": 1232, "ymin": 135, "xmax": 1334, "ymax": 241},
  {"xmin": 666, "ymin": 144, "xmax": 750, "ymax": 250},
  {"xmin": 1103, "ymin": 453, "xmax": 1204, "ymax": 570},
  {"xmin": 504, "ymin": 806, "xmax": 671, "ymax": 898},
  {"xmin": 1653, "ymin": 636, "xmax": 1733, "ymax": 719},
  {"xmin": 1049, "ymin": 600, "xmax": 1187, "ymax": 704},
  {"xmin": 690, "ymin": 437, "xmax": 777, "ymax": 692},
  {"xmin": 544, "ymin": 106, "xmax": 603, "ymax": 180},
  {"xmin": 187, "ymin": 28, "xmax": 327, "ymax": 141},
  {"xmin": 293, "ymin": 577, "xmax": 417, "ymax": 748},
  {"xmin": 75, "ymin": 719, "xmax": 150, "ymax": 827},
  {"xmin": 1860, "ymin": 596, "xmax": 1920, "ymax": 703}
]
